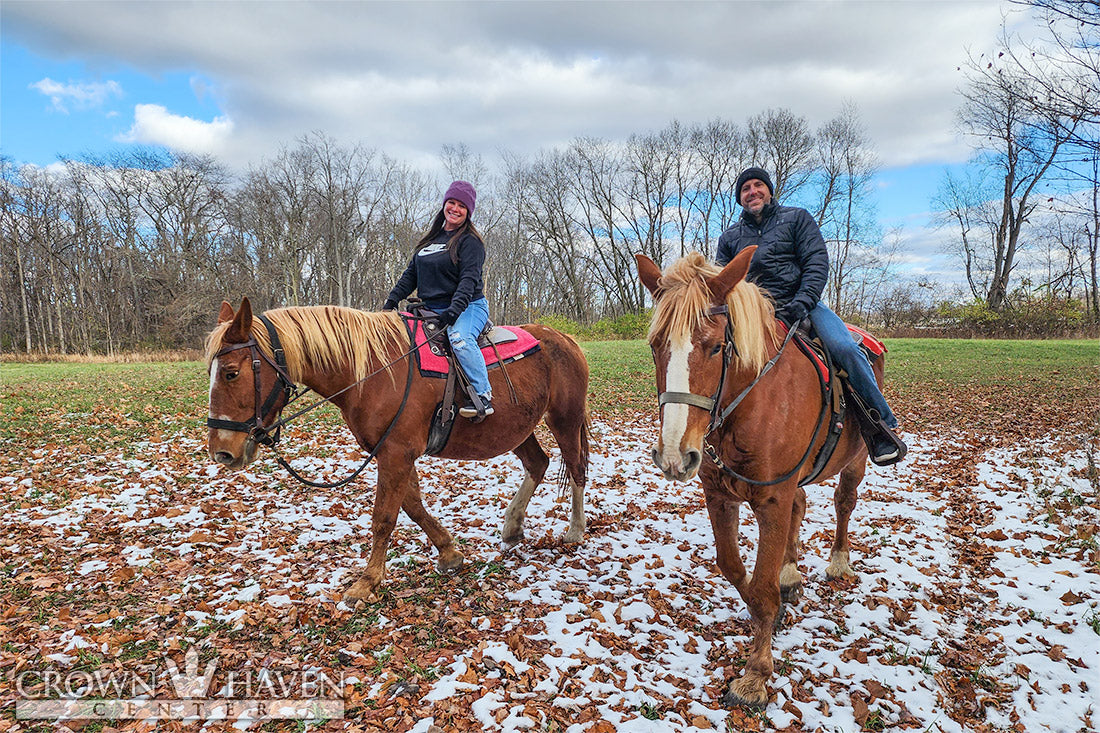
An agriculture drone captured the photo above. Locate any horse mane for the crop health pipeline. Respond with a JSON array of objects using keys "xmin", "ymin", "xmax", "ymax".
[
  {"xmin": 647, "ymin": 252, "xmax": 779, "ymax": 374},
  {"xmin": 205, "ymin": 306, "xmax": 408, "ymax": 383}
]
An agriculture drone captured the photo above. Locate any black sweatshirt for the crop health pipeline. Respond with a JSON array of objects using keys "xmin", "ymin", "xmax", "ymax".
[{"xmin": 385, "ymin": 230, "xmax": 486, "ymax": 322}]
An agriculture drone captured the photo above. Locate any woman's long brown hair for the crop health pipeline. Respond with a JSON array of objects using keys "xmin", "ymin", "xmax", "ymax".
[{"xmin": 415, "ymin": 207, "xmax": 485, "ymax": 263}]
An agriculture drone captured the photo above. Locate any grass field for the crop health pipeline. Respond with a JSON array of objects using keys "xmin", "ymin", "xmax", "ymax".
[{"xmin": 1, "ymin": 338, "xmax": 1096, "ymax": 449}]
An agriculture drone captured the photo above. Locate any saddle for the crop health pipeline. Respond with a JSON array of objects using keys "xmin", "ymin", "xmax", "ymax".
[
  {"xmin": 400, "ymin": 302, "xmax": 540, "ymax": 455},
  {"xmin": 784, "ymin": 320, "xmax": 895, "ymax": 482}
]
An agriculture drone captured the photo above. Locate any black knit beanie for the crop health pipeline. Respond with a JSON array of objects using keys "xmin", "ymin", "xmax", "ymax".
[{"xmin": 735, "ymin": 167, "xmax": 774, "ymax": 205}]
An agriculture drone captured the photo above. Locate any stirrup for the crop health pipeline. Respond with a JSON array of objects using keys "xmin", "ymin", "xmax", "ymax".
[
  {"xmin": 458, "ymin": 393, "xmax": 492, "ymax": 422},
  {"xmin": 869, "ymin": 427, "xmax": 907, "ymax": 466}
]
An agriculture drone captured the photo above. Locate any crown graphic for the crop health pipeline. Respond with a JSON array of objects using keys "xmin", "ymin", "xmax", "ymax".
[{"xmin": 163, "ymin": 648, "xmax": 218, "ymax": 698}]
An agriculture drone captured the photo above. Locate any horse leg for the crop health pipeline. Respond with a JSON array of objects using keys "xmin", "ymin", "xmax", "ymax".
[
  {"xmin": 545, "ymin": 411, "xmax": 588, "ymax": 545},
  {"xmin": 826, "ymin": 460, "xmax": 865, "ymax": 580},
  {"xmin": 722, "ymin": 490, "xmax": 793, "ymax": 710},
  {"xmin": 780, "ymin": 486, "xmax": 807, "ymax": 605},
  {"xmin": 501, "ymin": 434, "xmax": 549, "ymax": 548},
  {"xmin": 344, "ymin": 461, "xmax": 409, "ymax": 602},
  {"xmin": 703, "ymin": 487, "xmax": 748, "ymax": 594},
  {"xmin": 399, "ymin": 466, "xmax": 464, "ymax": 572}
]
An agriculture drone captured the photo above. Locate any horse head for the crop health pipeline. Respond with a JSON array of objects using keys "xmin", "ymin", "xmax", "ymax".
[
  {"xmin": 636, "ymin": 247, "xmax": 761, "ymax": 481},
  {"xmin": 205, "ymin": 297, "xmax": 295, "ymax": 469}
]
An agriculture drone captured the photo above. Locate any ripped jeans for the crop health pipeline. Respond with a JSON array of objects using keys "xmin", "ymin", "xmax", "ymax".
[{"xmin": 443, "ymin": 297, "xmax": 492, "ymax": 400}]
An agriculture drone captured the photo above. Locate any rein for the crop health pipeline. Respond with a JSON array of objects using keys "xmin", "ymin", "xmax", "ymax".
[
  {"xmin": 659, "ymin": 306, "xmax": 828, "ymax": 486},
  {"xmin": 207, "ymin": 312, "xmax": 447, "ymax": 488}
]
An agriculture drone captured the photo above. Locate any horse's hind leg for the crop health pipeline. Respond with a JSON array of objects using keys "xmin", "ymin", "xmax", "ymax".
[
  {"xmin": 827, "ymin": 460, "xmax": 865, "ymax": 579},
  {"xmin": 780, "ymin": 486, "xmax": 807, "ymax": 605},
  {"xmin": 400, "ymin": 466, "xmax": 463, "ymax": 572},
  {"xmin": 501, "ymin": 434, "xmax": 549, "ymax": 548},
  {"xmin": 544, "ymin": 412, "xmax": 587, "ymax": 544}
]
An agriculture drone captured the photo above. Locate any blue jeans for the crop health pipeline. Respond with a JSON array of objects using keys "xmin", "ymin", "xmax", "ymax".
[
  {"xmin": 438, "ymin": 298, "xmax": 492, "ymax": 400},
  {"xmin": 808, "ymin": 302, "xmax": 897, "ymax": 429}
]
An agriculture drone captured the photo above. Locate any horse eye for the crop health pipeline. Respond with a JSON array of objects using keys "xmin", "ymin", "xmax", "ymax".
[
  {"xmin": 225, "ymin": 369, "xmax": 240, "ymax": 381},
  {"xmin": 709, "ymin": 344, "xmax": 722, "ymax": 357}
]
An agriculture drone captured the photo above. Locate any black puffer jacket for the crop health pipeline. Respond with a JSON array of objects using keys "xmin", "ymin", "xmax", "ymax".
[{"xmin": 715, "ymin": 202, "xmax": 828, "ymax": 325}]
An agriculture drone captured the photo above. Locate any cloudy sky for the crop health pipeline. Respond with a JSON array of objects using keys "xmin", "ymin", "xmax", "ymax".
[{"xmin": 1, "ymin": 0, "xmax": 1041, "ymax": 283}]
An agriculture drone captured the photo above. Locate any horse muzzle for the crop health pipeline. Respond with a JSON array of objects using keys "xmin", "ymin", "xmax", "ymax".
[
  {"xmin": 209, "ymin": 435, "xmax": 258, "ymax": 469},
  {"xmin": 652, "ymin": 446, "xmax": 702, "ymax": 482}
]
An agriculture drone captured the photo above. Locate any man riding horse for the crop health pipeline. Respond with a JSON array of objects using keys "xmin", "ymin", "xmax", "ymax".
[{"xmin": 716, "ymin": 167, "xmax": 906, "ymax": 465}]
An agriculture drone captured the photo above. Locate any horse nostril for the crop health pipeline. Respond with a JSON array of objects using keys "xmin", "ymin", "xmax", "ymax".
[
  {"xmin": 683, "ymin": 449, "xmax": 702, "ymax": 475},
  {"xmin": 214, "ymin": 451, "xmax": 235, "ymax": 465}
]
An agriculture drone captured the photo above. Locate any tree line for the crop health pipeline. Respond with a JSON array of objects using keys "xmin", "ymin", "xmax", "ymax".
[
  {"xmin": 1, "ymin": 1, "xmax": 1095, "ymax": 355},
  {"xmin": 1, "ymin": 106, "xmax": 898, "ymax": 354}
]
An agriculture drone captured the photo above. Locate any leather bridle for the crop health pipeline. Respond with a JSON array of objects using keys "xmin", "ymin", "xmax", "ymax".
[
  {"xmin": 657, "ymin": 304, "xmax": 825, "ymax": 486},
  {"xmin": 205, "ymin": 310, "xmax": 449, "ymax": 489},
  {"xmin": 206, "ymin": 313, "xmax": 300, "ymax": 447}
]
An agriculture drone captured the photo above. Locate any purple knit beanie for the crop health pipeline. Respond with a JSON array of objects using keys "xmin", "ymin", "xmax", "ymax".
[{"xmin": 443, "ymin": 180, "xmax": 476, "ymax": 218}]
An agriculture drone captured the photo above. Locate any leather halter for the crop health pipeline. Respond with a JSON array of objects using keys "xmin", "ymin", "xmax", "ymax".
[
  {"xmin": 657, "ymin": 304, "xmax": 825, "ymax": 486},
  {"xmin": 206, "ymin": 314, "xmax": 298, "ymax": 447}
]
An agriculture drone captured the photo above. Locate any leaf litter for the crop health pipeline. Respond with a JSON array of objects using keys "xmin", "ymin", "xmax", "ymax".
[{"xmin": 0, "ymin": 399, "xmax": 1097, "ymax": 733}]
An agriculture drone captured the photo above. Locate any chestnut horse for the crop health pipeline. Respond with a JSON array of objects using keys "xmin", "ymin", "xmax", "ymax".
[
  {"xmin": 205, "ymin": 298, "xmax": 589, "ymax": 602},
  {"xmin": 636, "ymin": 249, "xmax": 879, "ymax": 709}
]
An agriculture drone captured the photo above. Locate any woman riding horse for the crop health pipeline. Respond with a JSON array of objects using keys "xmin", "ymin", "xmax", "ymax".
[{"xmin": 206, "ymin": 298, "xmax": 590, "ymax": 602}]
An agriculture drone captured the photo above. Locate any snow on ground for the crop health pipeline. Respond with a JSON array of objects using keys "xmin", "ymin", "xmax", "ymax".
[{"xmin": 5, "ymin": 416, "xmax": 1098, "ymax": 732}]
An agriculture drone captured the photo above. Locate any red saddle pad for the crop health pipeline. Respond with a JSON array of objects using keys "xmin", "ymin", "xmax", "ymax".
[{"xmin": 402, "ymin": 314, "xmax": 541, "ymax": 378}]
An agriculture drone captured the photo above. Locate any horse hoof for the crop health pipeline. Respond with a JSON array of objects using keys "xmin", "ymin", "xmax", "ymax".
[
  {"xmin": 344, "ymin": 580, "xmax": 380, "ymax": 603},
  {"xmin": 720, "ymin": 679, "xmax": 769, "ymax": 710},
  {"xmin": 771, "ymin": 601, "xmax": 791, "ymax": 631},
  {"xmin": 437, "ymin": 550, "xmax": 464, "ymax": 573},
  {"xmin": 561, "ymin": 530, "xmax": 583, "ymax": 545},
  {"xmin": 780, "ymin": 583, "xmax": 803, "ymax": 605},
  {"xmin": 500, "ymin": 530, "xmax": 524, "ymax": 548}
]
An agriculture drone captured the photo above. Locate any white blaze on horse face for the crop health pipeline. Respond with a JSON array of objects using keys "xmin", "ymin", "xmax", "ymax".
[
  {"xmin": 659, "ymin": 337, "xmax": 692, "ymax": 468},
  {"xmin": 208, "ymin": 359, "xmax": 219, "ymax": 416}
]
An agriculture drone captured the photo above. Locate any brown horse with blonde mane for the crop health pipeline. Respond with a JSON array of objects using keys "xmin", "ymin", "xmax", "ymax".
[
  {"xmin": 636, "ymin": 248, "xmax": 878, "ymax": 709},
  {"xmin": 205, "ymin": 298, "xmax": 589, "ymax": 602}
]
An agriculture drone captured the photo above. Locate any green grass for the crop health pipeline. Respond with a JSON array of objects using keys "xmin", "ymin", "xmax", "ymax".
[
  {"xmin": 581, "ymin": 337, "xmax": 1098, "ymax": 419},
  {"xmin": 1, "ymin": 338, "xmax": 1095, "ymax": 445}
]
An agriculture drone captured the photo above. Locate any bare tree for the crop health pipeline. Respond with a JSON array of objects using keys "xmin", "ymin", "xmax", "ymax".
[
  {"xmin": 956, "ymin": 49, "xmax": 1080, "ymax": 310},
  {"xmin": 1006, "ymin": 0, "xmax": 1099, "ymax": 153},
  {"xmin": 745, "ymin": 108, "xmax": 815, "ymax": 202},
  {"xmin": 689, "ymin": 118, "xmax": 745, "ymax": 256}
]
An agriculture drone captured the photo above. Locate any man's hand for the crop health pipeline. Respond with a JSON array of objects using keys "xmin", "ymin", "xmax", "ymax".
[{"xmin": 777, "ymin": 303, "xmax": 808, "ymax": 330}]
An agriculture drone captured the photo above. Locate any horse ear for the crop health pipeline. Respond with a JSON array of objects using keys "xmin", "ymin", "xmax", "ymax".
[
  {"xmin": 224, "ymin": 297, "xmax": 253, "ymax": 343},
  {"xmin": 635, "ymin": 254, "xmax": 663, "ymax": 296},
  {"xmin": 706, "ymin": 246, "xmax": 757, "ymax": 303},
  {"xmin": 218, "ymin": 300, "xmax": 234, "ymax": 324}
]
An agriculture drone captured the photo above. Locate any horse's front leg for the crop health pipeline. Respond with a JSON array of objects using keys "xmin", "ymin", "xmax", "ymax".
[
  {"xmin": 780, "ymin": 486, "xmax": 807, "ymax": 604},
  {"xmin": 345, "ymin": 460, "xmax": 409, "ymax": 603},
  {"xmin": 703, "ymin": 484, "xmax": 748, "ymax": 594},
  {"xmin": 722, "ymin": 488, "xmax": 794, "ymax": 710},
  {"xmin": 399, "ymin": 466, "xmax": 464, "ymax": 572},
  {"xmin": 827, "ymin": 459, "xmax": 865, "ymax": 579}
]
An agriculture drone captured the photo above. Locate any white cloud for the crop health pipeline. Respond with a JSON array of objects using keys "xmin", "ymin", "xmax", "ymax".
[
  {"xmin": 29, "ymin": 77, "xmax": 122, "ymax": 113},
  {"xmin": 118, "ymin": 104, "xmax": 234, "ymax": 156},
  {"xmin": 4, "ymin": 0, "xmax": 1050, "ymax": 175}
]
